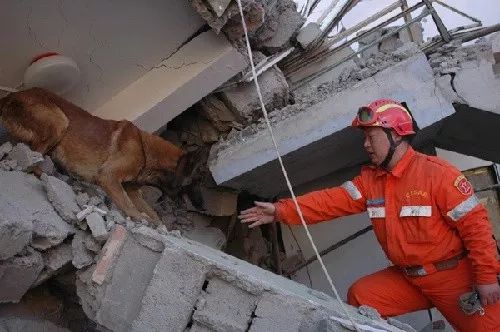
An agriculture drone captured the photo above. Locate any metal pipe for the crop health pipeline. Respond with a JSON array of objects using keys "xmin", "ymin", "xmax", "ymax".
[
  {"xmin": 285, "ymin": 0, "xmax": 427, "ymax": 78},
  {"xmin": 294, "ymin": 8, "xmax": 431, "ymax": 89},
  {"xmin": 434, "ymin": 0, "xmax": 482, "ymax": 24},
  {"xmin": 423, "ymin": 0, "xmax": 451, "ymax": 42}
]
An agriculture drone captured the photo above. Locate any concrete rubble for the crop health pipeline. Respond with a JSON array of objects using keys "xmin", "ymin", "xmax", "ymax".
[{"xmin": 76, "ymin": 225, "xmax": 410, "ymax": 332}]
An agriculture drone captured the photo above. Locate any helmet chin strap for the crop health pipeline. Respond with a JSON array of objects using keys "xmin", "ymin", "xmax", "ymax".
[{"xmin": 380, "ymin": 128, "xmax": 403, "ymax": 169}]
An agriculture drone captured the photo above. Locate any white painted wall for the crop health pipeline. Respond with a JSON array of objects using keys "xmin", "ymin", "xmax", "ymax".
[
  {"xmin": 0, "ymin": 0, "xmax": 204, "ymax": 112},
  {"xmin": 436, "ymin": 148, "xmax": 492, "ymax": 171}
]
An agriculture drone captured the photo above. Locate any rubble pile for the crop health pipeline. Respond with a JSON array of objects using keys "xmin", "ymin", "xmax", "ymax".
[
  {"xmin": 0, "ymin": 141, "xmax": 231, "ymax": 306},
  {"xmin": 210, "ymin": 42, "xmax": 423, "ymax": 156},
  {"xmin": 427, "ymin": 38, "xmax": 492, "ymax": 75}
]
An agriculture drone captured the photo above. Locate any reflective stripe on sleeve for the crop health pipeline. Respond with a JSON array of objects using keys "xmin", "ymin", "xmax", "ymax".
[
  {"xmin": 447, "ymin": 195, "xmax": 480, "ymax": 222},
  {"xmin": 341, "ymin": 181, "xmax": 362, "ymax": 200}
]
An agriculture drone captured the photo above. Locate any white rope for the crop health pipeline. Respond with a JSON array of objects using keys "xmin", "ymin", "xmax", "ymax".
[
  {"xmin": 0, "ymin": 86, "xmax": 18, "ymax": 93},
  {"xmin": 234, "ymin": 1, "xmax": 361, "ymax": 331}
]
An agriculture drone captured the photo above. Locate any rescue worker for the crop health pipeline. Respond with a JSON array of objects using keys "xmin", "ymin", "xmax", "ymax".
[{"xmin": 239, "ymin": 99, "xmax": 500, "ymax": 331}]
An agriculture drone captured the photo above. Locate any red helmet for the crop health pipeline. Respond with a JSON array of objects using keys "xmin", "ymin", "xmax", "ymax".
[{"xmin": 352, "ymin": 99, "xmax": 415, "ymax": 136}]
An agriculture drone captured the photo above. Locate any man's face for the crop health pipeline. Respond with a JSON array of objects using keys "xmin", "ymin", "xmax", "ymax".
[{"xmin": 363, "ymin": 127, "xmax": 391, "ymax": 166}]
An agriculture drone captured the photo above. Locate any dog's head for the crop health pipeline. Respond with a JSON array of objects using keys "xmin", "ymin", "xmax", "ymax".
[{"xmin": 138, "ymin": 132, "xmax": 190, "ymax": 192}]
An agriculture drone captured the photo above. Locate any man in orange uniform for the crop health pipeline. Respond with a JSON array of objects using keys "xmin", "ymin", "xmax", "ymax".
[{"xmin": 239, "ymin": 99, "xmax": 500, "ymax": 331}]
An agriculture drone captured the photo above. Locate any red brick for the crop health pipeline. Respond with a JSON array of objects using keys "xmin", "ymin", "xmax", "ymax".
[{"xmin": 92, "ymin": 225, "xmax": 127, "ymax": 285}]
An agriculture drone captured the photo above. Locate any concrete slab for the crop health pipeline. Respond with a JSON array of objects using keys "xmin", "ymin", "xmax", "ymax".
[
  {"xmin": 130, "ymin": 246, "xmax": 209, "ymax": 332},
  {"xmin": 0, "ymin": 248, "xmax": 43, "ymax": 303},
  {"xmin": 192, "ymin": 278, "xmax": 257, "ymax": 331},
  {"xmin": 0, "ymin": 171, "xmax": 73, "ymax": 250},
  {"xmin": 454, "ymin": 60, "xmax": 500, "ymax": 115},
  {"xmin": 209, "ymin": 52, "xmax": 454, "ymax": 197},
  {"xmin": 0, "ymin": 216, "xmax": 32, "ymax": 260},
  {"xmin": 95, "ymin": 30, "xmax": 246, "ymax": 133}
]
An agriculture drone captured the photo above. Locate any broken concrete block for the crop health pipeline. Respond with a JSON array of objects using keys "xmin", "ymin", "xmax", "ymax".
[
  {"xmin": 33, "ymin": 242, "xmax": 73, "ymax": 286},
  {"xmin": 0, "ymin": 247, "xmax": 44, "ymax": 303},
  {"xmin": 92, "ymin": 232, "xmax": 162, "ymax": 331},
  {"xmin": 0, "ymin": 317, "xmax": 69, "ymax": 332},
  {"xmin": 200, "ymin": 96, "xmax": 238, "ymax": 132},
  {"xmin": 192, "ymin": 278, "xmax": 257, "ymax": 331},
  {"xmin": 493, "ymin": 63, "xmax": 500, "ymax": 77},
  {"xmin": 0, "ymin": 216, "xmax": 33, "ymax": 260},
  {"xmin": 221, "ymin": 67, "xmax": 289, "ymax": 123},
  {"xmin": 86, "ymin": 212, "xmax": 108, "ymax": 242},
  {"xmin": 0, "ymin": 171, "xmax": 73, "ymax": 250},
  {"xmin": 72, "ymin": 231, "xmax": 94, "ymax": 269},
  {"xmin": 206, "ymin": 0, "xmax": 232, "ymax": 18},
  {"xmin": 41, "ymin": 174, "xmax": 80, "ymax": 223},
  {"xmin": 130, "ymin": 246, "xmax": 209, "ymax": 332},
  {"xmin": 85, "ymin": 234, "xmax": 102, "ymax": 253},
  {"xmin": 297, "ymin": 22, "xmax": 321, "ymax": 49},
  {"xmin": 0, "ymin": 141, "xmax": 13, "ymax": 160},
  {"xmin": 200, "ymin": 187, "xmax": 238, "ymax": 216},
  {"xmin": 0, "ymin": 159, "xmax": 17, "ymax": 171},
  {"xmin": 254, "ymin": 0, "xmax": 305, "ymax": 50},
  {"xmin": 36, "ymin": 156, "xmax": 56, "ymax": 175},
  {"xmin": 92, "ymin": 225, "xmax": 127, "ymax": 285},
  {"xmin": 491, "ymin": 32, "xmax": 500, "ymax": 63},
  {"xmin": 106, "ymin": 209, "xmax": 126, "ymax": 225},
  {"xmin": 75, "ymin": 192, "xmax": 90, "ymax": 209},
  {"xmin": 184, "ymin": 226, "xmax": 226, "ymax": 250},
  {"xmin": 7, "ymin": 143, "xmax": 44, "ymax": 171},
  {"xmin": 141, "ymin": 186, "xmax": 162, "ymax": 207}
]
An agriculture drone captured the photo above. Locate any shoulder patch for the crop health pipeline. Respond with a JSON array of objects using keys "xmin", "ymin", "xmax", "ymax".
[{"xmin": 454, "ymin": 175, "xmax": 473, "ymax": 196}]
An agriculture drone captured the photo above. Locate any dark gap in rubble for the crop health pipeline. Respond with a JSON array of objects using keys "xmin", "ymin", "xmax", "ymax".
[
  {"xmin": 448, "ymin": 72, "xmax": 459, "ymax": 94},
  {"xmin": 245, "ymin": 303, "xmax": 259, "ymax": 332},
  {"xmin": 202, "ymin": 279, "xmax": 209, "ymax": 291}
]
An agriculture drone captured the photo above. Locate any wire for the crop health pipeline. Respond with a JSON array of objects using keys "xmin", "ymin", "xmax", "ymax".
[{"xmin": 234, "ymin": 1, "xmax": 361, "ymax": 330}]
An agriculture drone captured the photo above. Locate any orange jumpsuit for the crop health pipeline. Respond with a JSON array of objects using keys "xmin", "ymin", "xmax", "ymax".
[{"xmin": 274, "ymin": 147, "xmax": 500, "ymax": 331}]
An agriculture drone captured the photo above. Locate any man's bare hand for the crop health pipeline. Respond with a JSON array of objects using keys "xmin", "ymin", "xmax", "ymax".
[
  {"xmin": 238, "ymin": 201, "xmax": 276, "ymax": 228},
  {"xmin": 477, "ymin": 282, "xmax": 500, "ymax": 305}
]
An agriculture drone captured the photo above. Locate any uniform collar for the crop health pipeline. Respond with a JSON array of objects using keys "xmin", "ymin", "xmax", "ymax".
[{"xmin": 374, "ymin": 146, "xmax": 415, "ymax": 178}]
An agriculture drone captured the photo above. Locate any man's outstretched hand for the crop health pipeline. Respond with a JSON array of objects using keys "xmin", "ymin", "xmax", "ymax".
[{"xmin": 238, "ymin": 201, "xmax": 276, "ymax": 228}]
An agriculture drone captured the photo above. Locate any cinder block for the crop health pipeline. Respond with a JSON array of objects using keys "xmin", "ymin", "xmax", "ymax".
[
  {"xmin": 192, "ymin": 278, "xmax": 257, "ymax": 331},
  {"xmin": 130, "ymin": 247, "xmax": 209, "ymax": 332}
]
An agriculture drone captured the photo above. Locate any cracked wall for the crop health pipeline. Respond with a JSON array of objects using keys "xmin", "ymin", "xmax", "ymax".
[{"xmin": 0, "ymin": 0, "xmax": 205, "ymax": 111}]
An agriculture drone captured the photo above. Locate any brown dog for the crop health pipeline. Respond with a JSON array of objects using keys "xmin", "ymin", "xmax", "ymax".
[{"xmin": 0, "ymin": 87, "xmax": 186, "ymax": 224}]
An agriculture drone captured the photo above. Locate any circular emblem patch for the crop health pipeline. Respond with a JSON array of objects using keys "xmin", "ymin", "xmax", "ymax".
[{"xmin": 454, "ymin": 175, "xmax": 472, "ymax": 196}]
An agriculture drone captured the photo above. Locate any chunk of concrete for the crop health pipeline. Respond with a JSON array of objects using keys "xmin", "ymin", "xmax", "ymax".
[
  {"xmin": 0, "ymin": 142, "xmax": 13, "ymax": 160},
  {"xmin": 297, "ymin": 22, "xmax": 321, "ymax": 49},
  {"xmin": 200, "ymin": 187, "xmax": 238, "ymax": 216},
  {"xmin": 200, "ymin": 95, "xmax": 238, "ymax": 132},
  {"xmin": 33, "ymin": 242, "xmax": 73, "ymax": 286},
  {"xmin": 41, "ymin": 174, "xmax": 80, "ymax": 223},
  {"xmin": 192, "ymin": 278, "xmax": 257, "ymax": 331},
  {"xmin": 209, "ymin": 52, "xmax": 455, "ymax": 197},
  {"xmin": 7, "ymin": 143, "xmax": 43, "ymax": 171},
  {"xmin": 0, "ymin": 216, "xmax": 32, "ymax": 260},
  {"xmin": 141, "ymin": 186, "xmax": 162, "ymax": 207},
  {"xmin": 0, "ymin": 317, "xmax": 69, "ymax": 332},
  {"xmin": 86, "ymin": 212, "xmax": 108, "ymax": 242},
  {"xmin": 0, "ymin": 171, "xmax": 73, "ymax": 250},
  {"xmin": 222, "ymin": 67, "xmax": 289, "ymax": 123},
  {"xmin": 491, "ymin": 32, "xmax": 500, "ymax": 63},
  {"xmin": 95, "ymin": 30, "xmax": 246, "ymax": 133},
  {"xmin": 72, "ymin": 231, "xmax": 94, "ymax": 269},
  {"xmin": 130, "ymin": 246, "xmax": 209, "ymax": 332},
  {"xmin": 95, "ymin": 232, "xmax": 162, "ymax": 331},
  {"xmin": 183, "ymin": 226, "xmax": 226, "ymax": 250},
  {"xmin": 36, "ymin": 156, "xmax": 56, "ymax": 176},
  {"xmin": 206, "ymin": 0, "xmax": 232, "ymax": 17},
  {"xmin": 255, "ymin": 0, "xmax": 305, "ymax": 50},
  {"xmin": 0, "ymin": 247, "xmax": 43, "ymax": 303}
]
